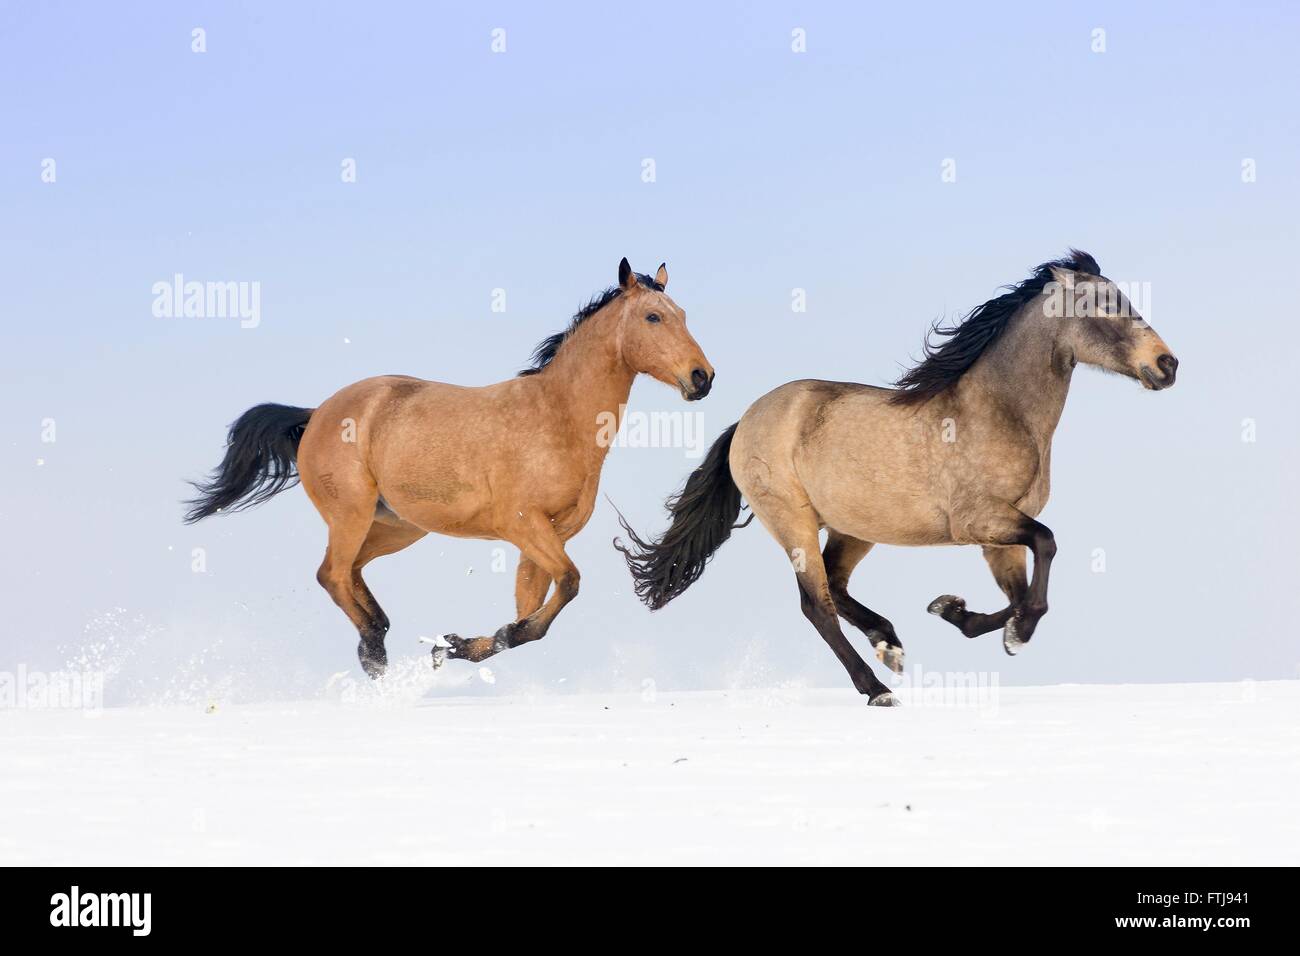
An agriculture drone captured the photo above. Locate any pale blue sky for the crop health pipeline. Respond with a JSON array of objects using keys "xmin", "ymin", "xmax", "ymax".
[{"xmin": 2, "ymin": 1, "xmax": 1297, "ymax": 700}]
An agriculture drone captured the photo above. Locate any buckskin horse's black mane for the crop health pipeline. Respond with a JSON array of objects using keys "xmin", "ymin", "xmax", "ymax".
[{"xmin": 891, "ymin": 250, "xmax": 1101, "ymax": 404}]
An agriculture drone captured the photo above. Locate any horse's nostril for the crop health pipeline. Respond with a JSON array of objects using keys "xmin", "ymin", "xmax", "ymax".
[
  {"xmin": 1157, "ymin": 353, "xmax": 1178, "ymax": 380},
  {"xmin": 691, "ymin": 368, "xmax": 710, "ymax": 390}
]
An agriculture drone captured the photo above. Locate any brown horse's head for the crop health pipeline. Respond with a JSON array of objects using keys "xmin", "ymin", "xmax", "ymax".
[
  {"xmin": 614, "ymin": 258, "xmax": 714, "ymax": 400},
  {"xmin": 1049, "ymin": 263, "xmax": 1178, "ymax": 391}
]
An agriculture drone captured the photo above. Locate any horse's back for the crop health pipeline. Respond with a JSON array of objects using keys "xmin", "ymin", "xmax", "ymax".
[
  {"xmin": 732, "ymin": 377, "xmax": 897, "ymax": 463},
  {"xmin": 303, "ymin": 374, "xmax": 469, "ymax": 456},
  {"xmin": 730, "ymin": 378, "xmax": 882, "ymax": 500}
]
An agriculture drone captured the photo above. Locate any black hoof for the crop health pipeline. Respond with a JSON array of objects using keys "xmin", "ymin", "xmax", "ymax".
[
  {"xmin": 429, "ymin": 633, "xmax": 462, "ymax": 669},
  {"xmin": 358, "ymin": 640, "xmax": 388, "ymax": 679},
  {"xmin": 928, "ymin": 594, "xmax": 966, "ymax": 624}
]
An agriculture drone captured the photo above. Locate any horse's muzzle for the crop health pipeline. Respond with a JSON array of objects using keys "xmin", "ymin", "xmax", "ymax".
[
  {"xmin": 1139, "ymin": 353, "xmax": 1178, "ymax": 391},
  {"xmin": 685, "ymin": 368, "xmax": 714, "ymax": 401}
]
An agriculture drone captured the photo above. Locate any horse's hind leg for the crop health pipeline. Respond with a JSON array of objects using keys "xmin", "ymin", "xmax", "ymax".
[
  {"xmin": 752, "ymin": 503, "xmax": 896, "ymax": 704},
  {"xmin": 823, "ymin": 531, "xmax": 905, "ymax": 675},
  {"xmin": 317, "ymin": 515, "xmax": 386, "ymax": 677},
  {"xmin": 349, "ymin": 517, "xmax": 427, "ymax": 655},
  {"xmin": 310, "ymin": 481, "xmax": 397, "ymax": 678}
]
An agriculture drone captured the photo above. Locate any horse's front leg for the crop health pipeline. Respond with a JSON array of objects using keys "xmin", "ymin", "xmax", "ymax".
[
  {"xmin": 433, "ymin": 520, "xmax": 577, "ymax": 667},
  {"xmin": 929, "ymin": 507, "xmax": 1055, "ymax": 656},
  {"xmin": 1002, "ymin": 521, "xmax": 1055, "ymax": 653},
  {"xmin": 928, "ymin": 545, "xmax": 1026, "ymax": 637},
  {"xmin": 514, "ymin": 554, "xmax": 552, "ymax": 619}
]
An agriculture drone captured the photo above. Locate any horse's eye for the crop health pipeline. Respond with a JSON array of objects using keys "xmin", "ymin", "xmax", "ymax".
[{"xmin": 646, "ymin": 313, "xmax": 661, "ymax": 324}]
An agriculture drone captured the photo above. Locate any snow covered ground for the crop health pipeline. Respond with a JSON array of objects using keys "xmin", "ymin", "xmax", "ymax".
[{"xmin": 2, "ymin": 679, "xmax": 1297, "ymax": 866}]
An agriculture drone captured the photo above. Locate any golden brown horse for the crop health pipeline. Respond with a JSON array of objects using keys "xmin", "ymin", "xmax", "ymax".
[
  {"xmin": 617, "ymin": 252, "xmax": 1177, "ymax": 705},
  {"xmin": 186, "ymin": 259, "xmax": 714, "ymax": 677}
]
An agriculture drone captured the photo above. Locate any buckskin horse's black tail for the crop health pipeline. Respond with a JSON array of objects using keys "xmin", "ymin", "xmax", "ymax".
[
  {"xmin": 614, "ymin": 423, "xmax": 750, "ymax": 610},
  {"xmin": 183, "ymin": 403, "xmax": 314, "ymax": 523}
]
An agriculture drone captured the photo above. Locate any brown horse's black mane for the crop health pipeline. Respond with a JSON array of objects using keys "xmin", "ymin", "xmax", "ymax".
[
  {"xmin": 890, "ymin": 250, "xmax": 1101, "ymax": 404},
  {"xmin": 518, "ymin": 273, "xmax": 663, "ymax": 376}
]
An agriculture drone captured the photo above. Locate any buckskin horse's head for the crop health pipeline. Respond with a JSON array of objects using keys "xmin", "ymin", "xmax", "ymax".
[{"xmin": 1048, "ymin": 260, "xmax": 1178, "ymax": 391}]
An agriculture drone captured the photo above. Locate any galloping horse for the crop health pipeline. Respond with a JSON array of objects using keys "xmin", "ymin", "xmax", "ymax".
[
  {"xmin": 186, "ymin": 259, "xmax": 714, "ymax": 677},
  {"xmin": 617, "ymin": 252, "xmax": 1178, "ymax": 705}
]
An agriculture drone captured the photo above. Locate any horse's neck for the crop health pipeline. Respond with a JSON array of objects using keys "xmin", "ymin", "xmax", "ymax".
[
  {"xmin": 955, "ymin": 307, "xmax": 1073, "ymax": 446},
  {"xmin": 534, "ymin": 314, "xmax": 636, "ymax": 458}
]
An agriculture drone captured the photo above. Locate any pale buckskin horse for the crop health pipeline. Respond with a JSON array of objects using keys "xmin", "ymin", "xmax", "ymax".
[
  {"xmin": 186, "ymin": 259, "xmax": 714, "ymax": 677},
  {"xmin": 617, "ymin": 251, "xmax": 1178, "ymax": 705}
]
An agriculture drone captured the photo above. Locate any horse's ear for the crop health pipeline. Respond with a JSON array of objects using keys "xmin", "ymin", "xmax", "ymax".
[
  {"xmin": 655, "ymin": 262, "xmax": 668, "ymax": 289},
  {"xmin": 1049, "ymin": 265, "xmax": 1077, "ymax": 290},
  {"xmin": 618, "ymin": 257, "xmax": 636, "ymax": 290}
]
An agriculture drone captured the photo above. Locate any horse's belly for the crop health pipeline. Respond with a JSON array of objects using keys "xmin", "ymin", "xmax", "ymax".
[
  {"xmin": 800, "ymin": 446, "xmax": 952, "ymax": 545},
  {"xmin": 379, "ymin": 480, "xmax": 496, "ymax": 539},
  {"xmin": 814, "ymin": 491, "xmax": 952, "ymax": 546}
]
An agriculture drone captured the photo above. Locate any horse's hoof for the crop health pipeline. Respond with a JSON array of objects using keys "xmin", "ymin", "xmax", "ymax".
[
  {"xmin": 358, "ymin": 641, "xmax": 388, "ymax": 680},
  {"xmin": 427, "ymin": 633, "xmax": 457, "ymax": 669},
  {"xmin": 868, "ymin": 691, "xmax": 900, "ymax": 707},
  {"xmin": 927, "ymin": 594, "xmax": 965, "ymax": 618},
  {"xmin": 872, "ymin": 638, "xmax": 905, "ymax": 675},
  {"xmin": 1002, "ymin": 616, "xmax": 1027, "ymax": 656}
]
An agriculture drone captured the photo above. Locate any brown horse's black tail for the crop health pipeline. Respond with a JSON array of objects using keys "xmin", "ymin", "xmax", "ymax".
[
  {"xmin": 183, "ymin": 403, "xmax": 314, "ymax": 524},
  {"xmin": 615, "ymin": 423, "xmax": 750, "ymax": 610}
]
